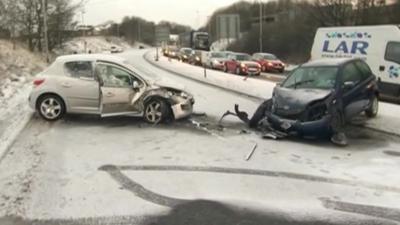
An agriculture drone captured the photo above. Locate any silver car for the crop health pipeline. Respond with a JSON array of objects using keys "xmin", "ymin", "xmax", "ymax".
[{"xmin": 29, "ymin": 54, "xmax": 194, "ymax": 124}]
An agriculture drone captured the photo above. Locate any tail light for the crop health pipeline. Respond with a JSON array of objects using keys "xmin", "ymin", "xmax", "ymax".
[{"xmin": 33, "ymin": 78, "xmax": 45, "ymax": 87}]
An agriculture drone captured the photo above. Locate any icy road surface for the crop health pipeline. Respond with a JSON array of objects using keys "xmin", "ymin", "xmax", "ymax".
[{"xmin": 0, "ymin": 49, "xmax": 400, "ymax": 225}]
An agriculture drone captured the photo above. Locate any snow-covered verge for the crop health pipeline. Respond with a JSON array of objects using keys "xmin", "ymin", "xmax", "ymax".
[
  {"xmin": 145, "ymin": 50, "xmax": 276, "ymax": 100},
  {"xmin": 0, "ymin": 40, "xmax": 45, "ymax": 99},
  {"xmin": 52, "ymin": 36, "xmax": 149, "ymax": 55},
  {"xmin": 0, "ymin": 40, "xmax": 46, "ymax": 159},
  {"xmin": 145, "ymin": 49, "xmax": 400, "ymax": 137},
  {"xmin": 210, "ymin": 38, "xmax": 236, "ymax": 51}
]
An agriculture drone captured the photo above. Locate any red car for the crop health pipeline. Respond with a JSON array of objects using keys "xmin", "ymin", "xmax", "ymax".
[
  {"xmin": 224, "ymin": 53, "xmax": 261, "ymax": 76},
  {"xmin": 252, "ymin": 53, "xmax": 285, "ymax": 73}
]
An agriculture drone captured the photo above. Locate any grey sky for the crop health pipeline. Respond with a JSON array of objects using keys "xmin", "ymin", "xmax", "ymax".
[{"xmin": 77, "ymin": 0, "xmax": 245, "ymax": 29}]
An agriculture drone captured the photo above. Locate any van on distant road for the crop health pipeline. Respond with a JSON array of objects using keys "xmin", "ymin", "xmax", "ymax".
[{"xmin": 311, "ymin": 25, "xmax": 400, "ymax": 99}]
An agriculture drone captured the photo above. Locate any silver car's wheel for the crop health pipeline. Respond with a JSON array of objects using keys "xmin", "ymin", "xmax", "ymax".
[
  {"xmin": 144, "ymin": 99, "xmax": 168, "ymax": 124},
  {"xmin": 38, "ymin": 95, "xmax": 65, "ymax": 121}
]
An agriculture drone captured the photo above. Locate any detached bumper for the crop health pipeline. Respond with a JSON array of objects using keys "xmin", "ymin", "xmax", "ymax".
[
  {"xmin": 266, "ymin": 112, "xmax": 332, "ymax": 137},
  {"xmin": 171, "ymin": 98, "xmax": 194, "ymax": 120}
]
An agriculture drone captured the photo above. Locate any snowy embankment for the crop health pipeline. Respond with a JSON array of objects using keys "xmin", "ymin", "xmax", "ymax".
[
  {"xmin": 0, "ymin": 36, "xmax": 142, "ymax": 158},
  {"xmin": 145, "ymin": 50, "xmax": 275, "ymax": 100},
  {"xmin": 0, "ymin": 40, "xmax": 46, "ymax": 159},
  {"xmin": 144, "ymin": 49, "xmax": 400, "ymax": 136},
  {"xmin": 53, "ymin": 36, "xmax": 147, "ymax": 55}
]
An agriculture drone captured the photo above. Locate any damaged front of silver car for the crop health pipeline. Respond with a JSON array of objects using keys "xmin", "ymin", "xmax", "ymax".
[{"xmin": 142, "ymin": 84, "xmax": 195, "ymax": 122}]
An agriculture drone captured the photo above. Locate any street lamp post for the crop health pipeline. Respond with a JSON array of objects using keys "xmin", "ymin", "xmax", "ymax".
[
  {"xmin": 259, "ymin": 0, "xmax": 263, "ymax": 53},
  {"xmin": 42, "ymin": 0, "xmax": 49, "ymax": 62}
]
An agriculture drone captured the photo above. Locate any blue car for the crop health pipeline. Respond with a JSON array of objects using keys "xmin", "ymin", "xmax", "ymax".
[{"xmin": 248, "ymin": 58, "xmax": 379, "ymax": 144}]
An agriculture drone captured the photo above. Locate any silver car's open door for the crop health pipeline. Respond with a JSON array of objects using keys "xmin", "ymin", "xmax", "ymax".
[{"xmin": 96, "ymin": 62, "xmax": 144, "ymax": 117}]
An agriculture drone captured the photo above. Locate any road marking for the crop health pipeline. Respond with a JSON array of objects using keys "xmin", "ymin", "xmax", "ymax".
[
  {"xmin": 320, "ymin": 198, "xmax": 400, "ymax": 222},
  {"xmin": 99, "ymin": 164, "xmax": 400, "ymax": 207}
]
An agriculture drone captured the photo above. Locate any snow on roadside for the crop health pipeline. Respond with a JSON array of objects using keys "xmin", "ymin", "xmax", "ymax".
[
  {"xmin": 0, "ymin": 40, "xmax": 45, "ymax": 159},
  {"xmin": 145, "ymin": 50, "xmax": 275, "ymax": 100},
  {"xmin": 210, "ymin": 38, "xmax": 236, "ymax": 51},
  {"xmin": 52, "ymin": 36, "xmax": 143, "ymax": 55},
  {"xmin": 0, "ymin": 40, "xmax": 45, "ymax": 99}
]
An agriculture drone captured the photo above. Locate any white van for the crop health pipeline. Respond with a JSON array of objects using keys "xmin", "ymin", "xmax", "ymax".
[{"xmin": 311, "ymin": 25, "xmax": 400, "ymax": 98}]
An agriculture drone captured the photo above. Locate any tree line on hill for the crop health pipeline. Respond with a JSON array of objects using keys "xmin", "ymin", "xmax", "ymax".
[{"xmin": 203, "ymin": 0, "xmax": 400, "ymax": 63}]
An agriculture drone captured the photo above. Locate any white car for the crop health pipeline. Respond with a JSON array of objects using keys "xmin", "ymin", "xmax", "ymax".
[
  {"xmin": 29, "ymin": 54, "xmax": 194, "ymax": 123},
  {"xmin": 110, "ymin": 46, "xmax": 123, "ymax": 53},
  {"xmin": 311, "ymin": 25, "xmax": 400, "ymax": 99}
]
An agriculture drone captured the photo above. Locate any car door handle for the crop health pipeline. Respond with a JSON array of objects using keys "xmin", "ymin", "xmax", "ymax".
[
  {"xmin": 105, "ymin": 92, "xmax": 115, "ymax": 97},
  {"xmin": 379, "ymin": 66, "xmax": 385, "ymax": 71},
  {"xmin": 61, "ymin": 82, "xmax": 72, "ymax": 88}
]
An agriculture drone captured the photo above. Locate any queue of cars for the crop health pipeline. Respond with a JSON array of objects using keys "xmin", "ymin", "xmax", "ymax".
[{"xmin": 163, "ymin": 47, "xmax": 286, "ymax": 76}]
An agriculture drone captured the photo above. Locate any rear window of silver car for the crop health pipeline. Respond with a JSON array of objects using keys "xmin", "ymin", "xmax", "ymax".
[{"xmin": 64, "ymin": 61, "xmax": 93, "ymax": 78}]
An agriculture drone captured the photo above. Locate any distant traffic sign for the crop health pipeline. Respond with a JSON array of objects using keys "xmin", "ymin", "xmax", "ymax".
[{"xmin": 155, "ymin": 26, "xmax": 170, "ymax": 45}]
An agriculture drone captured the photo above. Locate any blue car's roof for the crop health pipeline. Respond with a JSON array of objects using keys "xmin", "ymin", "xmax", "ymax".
[{"xmin": 303, "ymin": 58, "xmax": 356, "ymax": 67}]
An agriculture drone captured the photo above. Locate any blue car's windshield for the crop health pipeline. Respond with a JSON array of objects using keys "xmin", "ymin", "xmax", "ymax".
[{"xmin": 283, "ymin": 66, "xmax": 338, "ymax": 90}]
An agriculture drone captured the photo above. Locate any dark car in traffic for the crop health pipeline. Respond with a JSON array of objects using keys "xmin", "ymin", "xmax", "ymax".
[
  {"xmin": 252, "ymin": 53, "xmax": 285, "ymax": 73},
  {"xmin": 188, "ymin": 50, "xmax": 203, "ymax": 66},
  {"xmin": 224, "ymin": 53, "xmax": 261, "ymax": 76},
  {"xmin": 249, "ymin": 58, "xmax": 379, "ymax": 144},
  {"xmin": 164, "ymin": 46, "xmax": 179, "ymax": 59},
  {"xmin": 178, "ymin": 48, "xmax": 193, "ymax": 62}
]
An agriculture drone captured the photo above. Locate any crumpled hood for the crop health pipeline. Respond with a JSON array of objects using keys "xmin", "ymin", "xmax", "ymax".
[
  {"xmin": 273, "ymin": 87, "xmax": 333, "ymax": 113},
  {"xmin": 240, "ymin": 61, "xmax": 260, "ymax": 67},
  {"xmin": 148, "ymin": 79, "xmax": 186, "ymax": 92}
]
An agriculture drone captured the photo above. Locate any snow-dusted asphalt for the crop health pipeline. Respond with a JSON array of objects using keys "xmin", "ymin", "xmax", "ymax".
[{"xmin": 0, "ymin": 49, "xmax": 400, "ymax": 225}]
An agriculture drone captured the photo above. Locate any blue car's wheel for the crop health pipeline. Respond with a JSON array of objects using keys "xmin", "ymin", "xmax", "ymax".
[{"xmin": 365, "ymin": 95, "xmax": 378, "ymax": 118}]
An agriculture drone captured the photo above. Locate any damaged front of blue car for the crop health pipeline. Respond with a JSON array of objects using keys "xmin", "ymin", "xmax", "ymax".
[
  {"xmin": 266, "ymin": 86, "xmax": 338, "ymax": 138},
  {"xmin": 263, "ymin": 62, "xmax": 343, "ymax": 138}
]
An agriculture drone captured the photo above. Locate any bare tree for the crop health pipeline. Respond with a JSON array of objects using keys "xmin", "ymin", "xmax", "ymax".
[
  {"xmin": 309, "ymin": 0, "xmax": 355, "ymax": 26},
  {"xmin": 0, "ymin": 0, "xmax": 22, "ymax": 49},
  {"xmin": 354, "ymin": 0, "xmax": 386, "ymax": 24},
  {"xmin": 19, "ymin": 0, "xmax": 38, "ymax": 51}
]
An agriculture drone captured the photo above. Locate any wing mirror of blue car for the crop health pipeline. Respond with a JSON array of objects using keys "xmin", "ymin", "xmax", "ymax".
[{"xmin": 343, "ymin": 81, "xmax": 355, "ymax": 90}]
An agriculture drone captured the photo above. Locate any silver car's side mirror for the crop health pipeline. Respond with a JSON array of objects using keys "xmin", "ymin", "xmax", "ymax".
[{"xmin": 132, "ymin": 81, "xmax": 140, "ymax": 89}]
